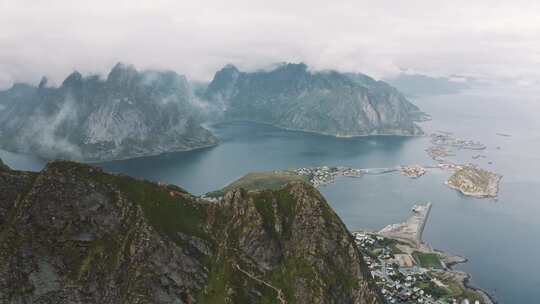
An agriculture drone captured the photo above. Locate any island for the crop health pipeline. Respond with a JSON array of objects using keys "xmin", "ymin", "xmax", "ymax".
[
  {"xmin": 400, "ymin": 165, "xmax": 427, "ymax": 178},
  {"xmin": 430, "ymin": 132, "xmax": 486, "ymax": 150},
  {"xmin": 446, "ymin": 165, "xmax": 502, "ymax": 198},
  {"xmin": 426, "ymin": 146, "xmax": 455, "ymax": 162}
]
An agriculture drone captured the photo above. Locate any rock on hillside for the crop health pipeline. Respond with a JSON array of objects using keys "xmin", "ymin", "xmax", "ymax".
[
  {"xmin": 0, "ymin": 158, "xmax": 9, "ymax": 171},
  {"xmin": 0, "ymin": 161, "xmax": 382, "ymax": 304},
  {"xmin": 204, "ymin": 63, "xmax": 424, "ymax": 137},
  {"xmin": 0, "ymin": 63, "xmax": 217, "ymax": 162}
]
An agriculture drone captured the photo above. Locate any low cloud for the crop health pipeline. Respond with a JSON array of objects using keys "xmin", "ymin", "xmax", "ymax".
[
  {"xmin": 18, "ymin": 95, "xmax": 83, "ymax": 158},
  {"xmin": 1, "ymin": 0, "xmax": 539, "ymax": 88}
]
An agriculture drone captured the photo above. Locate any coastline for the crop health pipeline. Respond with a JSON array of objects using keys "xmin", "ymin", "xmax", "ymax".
[
  {"xmin": 212, "ymin": 119, "xmax": 426, "ymax": 138},
  {"xmin": 354, "ymin": 201, "xmax": 495, "ymax": 304},
  {"xmin": 0, "ymin": 141, "xmax": 220, "ymax": 165}
]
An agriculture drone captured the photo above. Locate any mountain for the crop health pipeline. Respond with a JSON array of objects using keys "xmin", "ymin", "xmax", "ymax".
[
  {"xmin": 0, "ymin": 161, "xmax": 382, "ymax": 303},
  {"xmin": 0, "ymin": 63, "xmax": 218, "ymax": 162},
  {"xmin": 384, "ymin": 73, "xmax": 470, "ymax": 97},
  {"xmin": 204, "ymin": 63, "xmax": 425, "ymax": 137}
]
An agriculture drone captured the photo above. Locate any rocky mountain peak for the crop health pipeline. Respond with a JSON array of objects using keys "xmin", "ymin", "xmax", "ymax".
[
  {"xmin": 61, "ymin": 71, "xmax": 83, "ymax": 88},
  {"xmin": 0, "ymin": 161, "xmax": 382, "ymax": 303},
  {"xmin": 106, "ymin": 62, "xmax": 138, "ymax": 86},
  {"xmin": 38, "ymin": 76, "xmax": 49, "ymax": 89},
  {"xmin": 205, "ymin": 62, "xmax": 425, "ymax": 137}
]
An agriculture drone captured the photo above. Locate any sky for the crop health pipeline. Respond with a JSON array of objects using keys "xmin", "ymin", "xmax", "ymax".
[{"xmin": 1, "ymin": 0, "xmax": 539, "ymax": 88}]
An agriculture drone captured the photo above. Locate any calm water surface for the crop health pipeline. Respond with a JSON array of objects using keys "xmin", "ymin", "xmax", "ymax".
[{"xmin": 2, "ymin": 86, "xmax": 539, "ymax": 303}]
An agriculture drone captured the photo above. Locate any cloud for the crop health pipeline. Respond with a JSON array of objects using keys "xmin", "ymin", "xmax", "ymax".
[
  {"xmin": 17, "ymin": 94, "xmax": 83, "ymax": 158},
  {"xmin": 1, "ymin": 0, "xmax": 539, "ymax": 88}
]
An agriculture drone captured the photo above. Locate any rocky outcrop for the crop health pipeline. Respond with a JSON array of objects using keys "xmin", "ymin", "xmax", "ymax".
[
  {"xmin": 204, "ymin": 63, "xmax": 424, "ymax": 137},
  {"xmin": 0, "ymin": 161, "xmax": 382, "ymax": 304},
  {"xmin": 0, "ymin": 158, "xmax": 9, "ymax": 171},
  {"xmin": 0, "ymin": 63, "xmax": 218, "ymax": 162},
  {"xmin": 446, "ymin": 166, "xmax": 501, "ymax": 198}
]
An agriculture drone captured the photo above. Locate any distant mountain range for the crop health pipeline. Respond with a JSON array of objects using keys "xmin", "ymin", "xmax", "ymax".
[
  {"xmin": 0, "ymin": 62, "xmax": 426, "ymax": 161},
  {"xmin": 205, "ymin": 63, "xmax": 425, "ymax": 137},
  {"xmin": 0, "ymin": 63, "xmax": 217, "ymax": 161},
  {"xmin": 384, "ymin": 73, "xmax": 470, "ymax": 97}
]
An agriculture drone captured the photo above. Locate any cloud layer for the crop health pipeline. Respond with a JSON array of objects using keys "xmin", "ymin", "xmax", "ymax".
[{"xmin": 1, "ymin": 0, "xmax": 539, "ymax": 88}]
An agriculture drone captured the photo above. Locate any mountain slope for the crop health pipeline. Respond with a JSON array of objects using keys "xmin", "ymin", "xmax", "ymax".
[
  {"xmin": 205, "ymin": 63, "xmax": 424, "ymax": 137},
  {"xmin": 0, "ymin": 161, "xmax": 382, "ymax": 304},
  {"xmin": 0, "ymin": 63, "xmax": 217, "ymax": 162}
]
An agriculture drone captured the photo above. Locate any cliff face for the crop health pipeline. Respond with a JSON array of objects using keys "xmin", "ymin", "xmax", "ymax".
[
  {"xmin": 0, "ymin": 63, "xmax": 217, "ymax": 162},
  {"xmin": 204, "ymin": 63, "xmax": 424, "ymax": 137},
  {"xmin": 0, "ymin": 161, "xmax": 382, "ymax": 304}
]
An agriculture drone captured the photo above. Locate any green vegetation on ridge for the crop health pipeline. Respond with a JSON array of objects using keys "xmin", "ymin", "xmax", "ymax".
[{"xmin": 206, "ymin": 171, "xmax": 309, "ymax": 197}]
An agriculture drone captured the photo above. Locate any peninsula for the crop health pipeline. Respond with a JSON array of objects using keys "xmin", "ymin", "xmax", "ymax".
[{"xmin": 354, "ymin": 203, "xmax": 494, "ymax": 304}]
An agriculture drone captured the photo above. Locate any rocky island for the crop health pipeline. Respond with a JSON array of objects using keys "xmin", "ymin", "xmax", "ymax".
[
  {"xmin": 0, "ymin": 160, "xmax": 382, "ymax": 304},
  {"xmin": 400, "ymin": 165, "xmax": 427, "ymax": 178},
  {"xmin": 446, "ymin": 165, "xmax": 502, "ymax": 198}
]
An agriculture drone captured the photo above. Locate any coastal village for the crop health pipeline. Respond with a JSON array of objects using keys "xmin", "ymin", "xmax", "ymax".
[
  {"xmin": 293, "ymin": 166, "xmax": 362, "ymax": 187},
  {"xmin": 353, "ymin": 203, "xmax": 492, "ymax": 304}
]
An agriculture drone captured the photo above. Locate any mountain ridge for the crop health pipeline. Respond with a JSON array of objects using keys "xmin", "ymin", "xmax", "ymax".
[
  {"xmin": 0, "ymin": 160, "xmax": 382, "ymax": 303},
  {"xmin": 204, "ymin": 63, "xmax": 425, "ymax": 137},
  {"xmin": 0, "ymin": 63, "xmax": 218, "ymax": 162},
  {"xmin": 0, "ymin": 62, "xmax": 426, "ymax": 161}
]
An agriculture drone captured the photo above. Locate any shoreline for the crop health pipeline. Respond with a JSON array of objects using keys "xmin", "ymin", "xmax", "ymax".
[
  {"xmin": 353, "ymin": 201, "xmax": 495, "ymax": 304},
  {"xmin": 0, "ymin": 141, "xmax": 220, "ymax": 165},
  {"xmin": 212, "ymin": 119, "xmax": 426, "ymax": 138}
]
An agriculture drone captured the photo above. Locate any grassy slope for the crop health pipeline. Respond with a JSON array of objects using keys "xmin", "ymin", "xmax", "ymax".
[
  {"xmin": 412, "ymin": 251, "xmax": 443, "ymax": 269},
  {"xmin": 22, "ymin": 162, "xmax": 377, "ymax": 303},
  {"xmin": 206, "ymin": 171, "xmax": 309, "ymax": 197}
]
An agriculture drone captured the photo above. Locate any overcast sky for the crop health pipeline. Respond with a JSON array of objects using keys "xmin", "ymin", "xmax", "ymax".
[{"xmin": 1, "ymin": 0, "xmax": 539, "ymax": 88}]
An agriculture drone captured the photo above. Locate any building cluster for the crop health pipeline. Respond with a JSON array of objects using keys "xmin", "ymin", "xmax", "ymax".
[
  {"xmin": 430, "ymin": 133, "xmax": 486, "ymax": 151},
  {"xmin": 352, "ymin": 232, "xmax": 481, "ymax": 304},
  {"xmin": 425, "ymin": 146, "xmax": 454, "ymax": 162},
  {"xmin": 400, "ymin": 165, "xmax": 427, "ymax": 178},
  {"xmin": 294, "ymin": 166, "xmax": 361, "ymax": 187}
]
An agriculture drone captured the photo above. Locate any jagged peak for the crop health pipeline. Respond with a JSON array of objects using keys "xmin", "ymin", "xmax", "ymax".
[
  {"xmin": 222, "ymin": 63, "xmax": 239, "ymax": 71},
  {"xmin": 107, "ymin": 62, "xmax": 138, "ymax": 84},
  {"xmin": 38, "ymin": 76, "xmax": 48, "ymax": 89},
  {"xmin": 61, "ymin": 70, "xmax": 83, "ymax": 87}
]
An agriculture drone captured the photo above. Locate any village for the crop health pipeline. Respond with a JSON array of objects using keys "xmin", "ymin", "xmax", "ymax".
[
  {"xmin": 293, "ymin": 166, "xmax": 362, "ymax": 187},
  {"xmin": 352, "ymin": 231, "xmax": 485, "ymax": 304},
  {"xmin": 352, "ymin": 203, "xmax": 492, "ymax": 304},
  {"xmin": 430, "ymin": 132, "xmax": 486, "ymax": 151}
]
